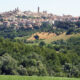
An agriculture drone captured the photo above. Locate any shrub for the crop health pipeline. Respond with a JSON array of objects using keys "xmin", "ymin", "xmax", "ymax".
[
  {"xmin": 34, "ymin": 35, "xmax": 39, "ymax": 40},
  {"xmin": 0, "ymin": 53, "xmax": 17, "ymax": 75}
]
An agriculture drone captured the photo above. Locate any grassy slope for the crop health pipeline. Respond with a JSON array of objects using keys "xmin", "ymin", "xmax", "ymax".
[
  {"xmin": 15, "ymin": 32, "xmax": 80, "ymax": 44},
  {"xmin": 44, "ymin": 33, "xmax": 80, "ymax": 43},
  {"xmin": 0, "ymin": 76, "xmax": 80, "ymax": 80}
]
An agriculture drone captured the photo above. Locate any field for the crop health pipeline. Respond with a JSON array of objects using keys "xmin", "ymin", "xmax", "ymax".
[
  {"xmin": 27, "ymin": 32, "xmax": 80, "ymax": 43},
  {"xmin": 27, "ymin": 32, "xmax": 56, "ymax": 40},
  {"xmin": 44, "ymin": 33, "xmax": 80, "ymax": 43},
  {"xmin": 0, "ymin": 76, "xmax": 80, "ymax": 80},
  {"xmin": 15, "ymin": 32, "xmax": 80, "ymax": 45}
]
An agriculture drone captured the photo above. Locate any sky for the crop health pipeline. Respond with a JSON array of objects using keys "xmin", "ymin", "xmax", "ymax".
[{"xmin": 0, "ymin": 0, "xmax": 80, "ymax": 16}]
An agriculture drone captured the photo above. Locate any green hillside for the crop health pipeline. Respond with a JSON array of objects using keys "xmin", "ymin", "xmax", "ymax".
[
  {"xmin": 0, "ymin": 37, "xmax": 80, "ymax": 77},
  {"xmin": 0, "ymin": 20, "xmax": 80, "ymax": 78}
]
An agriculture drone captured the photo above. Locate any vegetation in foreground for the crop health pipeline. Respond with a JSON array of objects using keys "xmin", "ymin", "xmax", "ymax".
[
  {"xmin": 0, "ymin": 37, "xmax": 80, "ymax": 77},
  {"xmin": 0, "ymin": 21, "xmax": 80, "ymax": 78},
  {"xmin": 0, "ymin": 75, "xmax": 80, "ymax": 80}
]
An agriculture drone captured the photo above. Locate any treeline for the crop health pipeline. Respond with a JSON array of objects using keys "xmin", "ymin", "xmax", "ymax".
[
  {"xmin": 0, "ymin": 21, "xmax": 80, "ymax": 39},
  {"xmin": 0, "ymin": 37, "xmax": 80, "ymax": 77},
  {"xmin": 0, "ymin": 22, "xmax": 53, "ymax": 39},
  {"xmin": 54, "ymin": 21, "xmax": 80, "ymax": 34}
]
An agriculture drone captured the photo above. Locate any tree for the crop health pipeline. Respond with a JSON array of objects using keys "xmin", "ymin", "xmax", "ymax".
[
  {"xmin": 17, "ymin": 65, "xmax": 28, "ymax": 75},
  {"xmin": 24, "ymin": 52, "xmax": 48, "ymax": 76},
  {"xmin": 0, "ymin": 53, "xmax": 18, "ymax": 75},
  {"xmin": 39, "ymin": 41, "xmax": 46, "ymax": 47},
  {"xmin": 66, "ymin": 28, "xmax": 74, "ymax": 35},
  {"xmin": 34, "ymin": 35, "xmax": 39, "ymax": 40}
]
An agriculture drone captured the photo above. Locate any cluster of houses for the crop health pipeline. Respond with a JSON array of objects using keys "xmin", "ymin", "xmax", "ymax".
[{"xmin": 0, "ymin": 8, "xmax": 79, "ymax": 29}]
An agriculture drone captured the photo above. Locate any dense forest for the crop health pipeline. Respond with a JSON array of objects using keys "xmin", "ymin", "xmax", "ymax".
[
  {"xmin": 0, "ymin": 21, "xmax": 80, "ymax": 77},
  {"xmin": 0, "ymin": 37, "xmax": 80, "ymax": 77}
]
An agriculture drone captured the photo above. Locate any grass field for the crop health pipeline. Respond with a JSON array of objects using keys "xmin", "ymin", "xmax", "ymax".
[
  {"xmin": 15, "ymin": 32, "xmax": 80, "ymax": 44},
  {"xmin": 27, "ymin": 32, "xmax": 80, "ymax": 43},
  {"xmin": 0, "ymin": 76, "xmax": 80, "ymax": 80},
  {"xmin": 44, "ymin": 33, "xmax": 80, "ymax": 43},
  {"xmin": 27, "ymin": 32, "xmax": 56, "ymax": 40}
]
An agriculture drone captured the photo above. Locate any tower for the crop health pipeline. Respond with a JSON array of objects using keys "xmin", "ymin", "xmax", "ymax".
[
  {"xmin": 16, "ymin": 7, "xmax": 19, "ymax": 11},
  {"xmin": 38, "ymin": 6, "xmax": 40, "ymax": 13},
  {"xmin": 15, "ymin": 7, "xmax": 19, "ymax": 12}
]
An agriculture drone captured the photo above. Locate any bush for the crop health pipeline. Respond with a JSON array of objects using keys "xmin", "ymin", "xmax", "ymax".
[
  {"xmin": 39, "ymin": 41, "xmax": 46, "ymax": 47},
  {"xmin": 0, "ymin": 53, "xmax": 18, "ymax": 75},
  {"xmin": 66, "ymin": 28, "xmax": 74, "ymax": 35},
  {"xmin": 17, "ymin": 65, "xmax": 28, "ymax": 76},
  {"xmin": 34, "ymin": 35, "xmax": 39, "ymax": 40}
]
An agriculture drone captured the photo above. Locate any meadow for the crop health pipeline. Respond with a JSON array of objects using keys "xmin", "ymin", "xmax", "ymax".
[
  {"xmin": 0, "ymin": 76, "xmax": 80, "ymax": 80},
  {"xmin": 15, "ymin": 32, "xmax": 80, "ymax": 44}
]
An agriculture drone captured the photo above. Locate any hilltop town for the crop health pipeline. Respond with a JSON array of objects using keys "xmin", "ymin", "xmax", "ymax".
[{"xmin": 0, "ymin": 7, "xmax": 79, "ymax": 29}]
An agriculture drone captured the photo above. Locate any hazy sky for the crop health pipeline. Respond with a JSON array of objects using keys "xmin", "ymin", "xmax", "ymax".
[{"xmin": 0, "ymin": 0, "xmax": 80, "ymax": 16}]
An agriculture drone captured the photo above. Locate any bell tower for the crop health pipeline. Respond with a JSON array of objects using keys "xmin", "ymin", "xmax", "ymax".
[{"xmin": 38, "ymin": 6, "xmax": 40, "ymax": 13}]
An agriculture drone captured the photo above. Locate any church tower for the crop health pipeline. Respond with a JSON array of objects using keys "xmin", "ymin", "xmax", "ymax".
[{"xmin": 38, "ymin": 6, "xmax": 40, "ymax": 13}]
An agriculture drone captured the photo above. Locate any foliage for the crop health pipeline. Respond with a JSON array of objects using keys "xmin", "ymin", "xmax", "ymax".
[
  {"xmin": 34, "ymin": 35, "xmax": 39, "ymax": 40},
  {"xmin": 39, "ymin": 41, "xmax": 46, "ymax": 47},
  {"xmin": 0, "ymin": 28, "xmax": 80, "ymax": 77}
]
